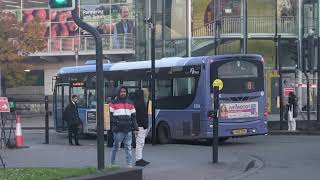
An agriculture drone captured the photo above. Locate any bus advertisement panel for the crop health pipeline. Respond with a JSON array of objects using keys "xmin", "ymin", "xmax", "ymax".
[{"xmin": 219, "ymin": 102, "xmax": 259, "ymax": 119}]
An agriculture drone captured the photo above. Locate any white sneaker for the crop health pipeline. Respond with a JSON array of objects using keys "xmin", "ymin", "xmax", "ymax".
[{"xmin": 109, "ymin": 164, "xmax": 118, "ymax": 168}]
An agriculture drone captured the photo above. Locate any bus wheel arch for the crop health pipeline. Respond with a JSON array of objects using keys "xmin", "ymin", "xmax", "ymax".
[{"xmin": 157, "ymin": 121, "xmax": 172, "ymax": 144}]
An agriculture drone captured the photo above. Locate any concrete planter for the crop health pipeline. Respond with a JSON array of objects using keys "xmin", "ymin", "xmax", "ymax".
[{"xmin": 64, "ymin": 168, "xmax": 142, "ymax": 180}]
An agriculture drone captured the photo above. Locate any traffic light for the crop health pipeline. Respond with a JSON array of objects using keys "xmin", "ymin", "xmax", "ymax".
[
  {"xmin": 8, "ymin": 97, "xmax": 16, "ymax": 112},
  {"xmin": 307, "ymin": 34, "xmax": 315, "ymax": 70},
  {"xmin": 289, "ymin": 41, "xmax": 298, "ymax": 68},
  {"xmin": 302, "ymin": 35, "xmax": 316, "ymax": 72},
  {"xmin": 302, "ymin": 38, "xmax": 309, "ymax": 72},
  {"xmin": 49, "ymin": 0, "xmax": 75, "ymax": 11}
]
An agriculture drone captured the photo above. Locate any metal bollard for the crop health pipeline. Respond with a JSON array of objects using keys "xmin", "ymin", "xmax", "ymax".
[{"xmin": 44, "ymin": 96, "xmax": 49, "ymax": 144}]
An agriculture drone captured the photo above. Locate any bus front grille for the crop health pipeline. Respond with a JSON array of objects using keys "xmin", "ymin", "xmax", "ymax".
[{"xmin": 222, "ymin": 96, "xmax": 259, "ymax": 102}]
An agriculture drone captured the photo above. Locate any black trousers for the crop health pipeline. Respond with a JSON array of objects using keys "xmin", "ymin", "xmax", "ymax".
[{"xmin": 68, "ymin": 124, "xmax": 79, "ymax": 145}]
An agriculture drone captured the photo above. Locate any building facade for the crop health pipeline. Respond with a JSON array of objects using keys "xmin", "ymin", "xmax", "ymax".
[{"xmin": 0, "ymin": 0, "xmax": 319, "ymax": 113}]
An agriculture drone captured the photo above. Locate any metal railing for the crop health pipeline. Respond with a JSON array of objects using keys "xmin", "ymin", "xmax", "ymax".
[
  {"xmin": 278, "ymin": 16, "xmax": 296, "ymax": 34},
  {"xmin": 36, "ymin": 34, "xmax": 135, "ymax": 55},
  {"xmin": 304, "ymin": 18, "xmax": 318, "ymax": 36},
  {"xmin": 193, "ymin": 22, "xmax": 215, "ymax": 37},
  {"xmin": 192, "ymin": 16, "xmax": 296, "ymax": 37},
  {"xmin": 221, "ymin": 17, "xmax": 242, "ymax": 34},
  {"xmin": 163, "ymin": 39, "xmax": 187, "ymax": 57},
  {"xmin": 248, "ymin": 16, "xmax": 274, "ymax": 33}
]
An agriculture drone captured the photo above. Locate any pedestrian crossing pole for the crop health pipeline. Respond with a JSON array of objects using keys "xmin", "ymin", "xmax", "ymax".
[
  {"xmin": 44, "ymin": 96, "xmax": 49, "ymax": 144},
  {"xmin": 317, "ymin": 1, "xmax": 320, "ymax": 122},
  {"xmin": 212, "ymin": 86, "xmax": 219, "ymax": 163},
  {"xmin": 71, "ymin": 0, "xmax": 105, "ymax": 170}
]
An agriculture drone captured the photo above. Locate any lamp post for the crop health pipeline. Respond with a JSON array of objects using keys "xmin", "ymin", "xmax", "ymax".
[
  {"xmin": 243, "ymin": 0, "xmax": 248, "ymax": 54},
  {"xmin": 317, "ymin": 1, "xmax": 320, "ymax": 122},
  {"xmin": 0, "ymin": 71, "xmax": 2, "ymax": 96},
  {"xmin": 144, "ymin": 17, "xmax": 156, "ymax": 145},
  {"xmin": 74, "ymin": 45, "xmax": 79, "ymax": 66}
]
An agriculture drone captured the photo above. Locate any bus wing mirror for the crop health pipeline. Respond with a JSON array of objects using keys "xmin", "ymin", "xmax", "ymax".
[
  {"xmin": 208, "ymin": 110, "xmax": 215, "ymax": 119},
  {"xmin": 202, "ymin": 61, "xmax": 206, "ymax": 70}
]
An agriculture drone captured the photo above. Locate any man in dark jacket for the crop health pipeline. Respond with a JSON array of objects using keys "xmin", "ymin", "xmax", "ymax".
[
  {"xmin": 113, "ymin": 5, "xmax": 134, "ymax": 49},
  {"xmin": 64, "ymin": 95, "xmax": 81, "ymax": 146},
  {"xmin": 110, "ymin": 86, "xmax": 138, "ymax": 167},
  {"xmin": 133, "ymin": 89, "xmax": 150, "ymax": 166},
  {"xmin": 287, "ymin": 92, "xmax": 298, "ymax": 131}
]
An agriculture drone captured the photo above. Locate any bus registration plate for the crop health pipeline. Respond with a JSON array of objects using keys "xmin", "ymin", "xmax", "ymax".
[{"xmin": 232, "ymin": 129, "xmax": 247, "ymax": 135}]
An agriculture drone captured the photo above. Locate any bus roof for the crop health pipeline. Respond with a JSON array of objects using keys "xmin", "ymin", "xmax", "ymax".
[
  {"xmin": 57, "ymin": 54, "xmax": 263, "ymax": 75},
  {"xmin": 57, "ymin": 56, "xmax": 207, "ymax": 75}
]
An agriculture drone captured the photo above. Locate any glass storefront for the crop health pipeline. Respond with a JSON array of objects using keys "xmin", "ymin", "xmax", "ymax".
[
  {"xmin": 1, "ymin": 0, "xmax": 136, "ymax": 53},
  {"xmin": 0, "ymin": 0, "xmax": 317, "ymax": 65}
]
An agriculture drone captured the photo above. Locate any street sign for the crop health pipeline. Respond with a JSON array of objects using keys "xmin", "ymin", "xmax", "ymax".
[
  {"xmin": 212, "ymin": 79, "xmax": 223, "ymax": 90},
  {"xmin": 0, "ymin": 97, "xmax": 10, "ymax": 112},
  {"xmin": 284, "ymin": 87, "xmax": 295, "ymax": 97}
]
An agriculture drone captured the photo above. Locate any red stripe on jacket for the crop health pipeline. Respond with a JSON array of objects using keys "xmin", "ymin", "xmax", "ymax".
[{"xmin": 110, "ymin": 103, "xmax": 135, "ymax": 110}]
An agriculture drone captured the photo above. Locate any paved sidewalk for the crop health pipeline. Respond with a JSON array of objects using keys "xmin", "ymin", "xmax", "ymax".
[{"xmin": 0, "ymin": 135, "xmax": 259, "ymax": 180}]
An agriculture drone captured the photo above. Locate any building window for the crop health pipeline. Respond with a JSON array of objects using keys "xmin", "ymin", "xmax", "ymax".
[
  {"xmin": 23, "ymin": 0, "xmax": 48, "ymax": 9},
  {"xmin": 0, "ymin": 0, "xmax": 21, "ymax": 10},
  {"xmin": 8, "ymin": 70, "xmax": 44, "ymax": 88}
]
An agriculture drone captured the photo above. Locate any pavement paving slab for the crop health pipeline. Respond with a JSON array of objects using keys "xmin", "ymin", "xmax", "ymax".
[{"xmin": 0, "ymin": 132, "xmax": 259, "ymax": 180}]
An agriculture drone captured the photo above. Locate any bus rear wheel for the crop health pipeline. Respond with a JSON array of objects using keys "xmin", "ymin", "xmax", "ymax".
[
  {"xmin": 218, "ymin": 137, "xmax": 229, "ymax": 144},
  {"xmin": 157, "ymin": 122, "xmax": 172, "ymax": 144}
]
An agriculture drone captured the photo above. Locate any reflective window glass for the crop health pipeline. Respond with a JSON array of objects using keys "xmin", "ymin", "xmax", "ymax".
[
  {"xmin": 23, "ymin": 0, "xmax": 48, "ymax": 9},
  {"xmin": 1, "ymin": 0, "xmax": 21, "ymax": 10}
]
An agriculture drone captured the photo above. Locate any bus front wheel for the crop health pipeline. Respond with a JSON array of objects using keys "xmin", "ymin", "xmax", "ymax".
[
  {"xmin": 206, "ymin": 137, "xmax": 229, "ymax": 145},
  {"xmin": 157, "ymin": 122, "xmax": 172, "ymax": 144},
  {"xmin": 218, "ymin": 137, "xmax": 229, "ymax": 144}
]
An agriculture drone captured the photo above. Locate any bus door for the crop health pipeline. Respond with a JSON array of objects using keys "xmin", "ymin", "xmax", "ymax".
[{"xmin": 54, "ymin": 83, "xmax": 70, "ymax": 132}]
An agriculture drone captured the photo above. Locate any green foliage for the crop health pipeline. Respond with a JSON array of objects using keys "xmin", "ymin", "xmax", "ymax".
[
  {"xmin": 248, "ymin": 40, "xmax": 275, "ymax": 67},
  {"xmin": 0, "ymin": 10, "xmax": 46, "ymax": 89},
  {"xmin": 0, "ymin": 167, "xmax": 98, "ymax": 180},
  {"xmin": 248, "ymin": 0, "xmax": 275, "ymax": 16},
  {"xmin": 205, "ymin": 39, "xmax": 275, "ymax": 68},
  {"xmin": 192, "ymin": 0, "xmax": 211, "ymax": 29}
]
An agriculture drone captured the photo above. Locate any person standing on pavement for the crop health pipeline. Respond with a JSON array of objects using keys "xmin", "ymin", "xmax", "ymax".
[
  {"xmin": 133, "ymin": 89, "xmax": 150, "ymax": 166},
  {"xmin": 110, "ymin": 86, "xmax": 138, "ymax": 167},
  {"xmin": 287, "ymin": 91, "xmax": 298, "ymax": 131},
  {"xmin": 63, "ymin": 95, "xmax": 81, "ymax": 146}
]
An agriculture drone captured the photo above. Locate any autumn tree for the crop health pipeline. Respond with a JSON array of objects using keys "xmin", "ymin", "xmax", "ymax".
[{"xmin": 0, "ymin": 10, "xmax": 47, "ymax": 95}]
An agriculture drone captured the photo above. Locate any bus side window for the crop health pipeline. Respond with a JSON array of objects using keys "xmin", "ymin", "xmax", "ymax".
[
  {"xmin": 71, "ymin": 86, "xmax": 86, "ymax": 107},
  {"xmin": 105, "ymin": 80, "xmax": 117, "ymax": 102},
  {"xmin": 88, "ymin": 91, "xmax": 96, "ymax": 108}
]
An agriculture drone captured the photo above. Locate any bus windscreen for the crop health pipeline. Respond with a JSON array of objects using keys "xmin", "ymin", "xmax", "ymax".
[{"xmin": 211, "ymin": 59, "xmax": 264, "ymax": 94}]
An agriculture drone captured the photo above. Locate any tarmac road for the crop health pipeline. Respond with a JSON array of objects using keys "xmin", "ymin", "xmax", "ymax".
[{"xmin": 1, "ymin": 130, "xmax": 320, "ymax": 180}]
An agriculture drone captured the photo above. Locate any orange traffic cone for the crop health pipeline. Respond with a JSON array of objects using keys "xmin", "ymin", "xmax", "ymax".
[{"xmin": 15, "ymin": 116, "xmax": 28, "ymax": 148}]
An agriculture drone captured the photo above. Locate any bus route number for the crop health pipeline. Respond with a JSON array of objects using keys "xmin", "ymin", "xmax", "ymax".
[{"xmin": 212, "ymin": 79, "xmax": 223, "ymax": 91}]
